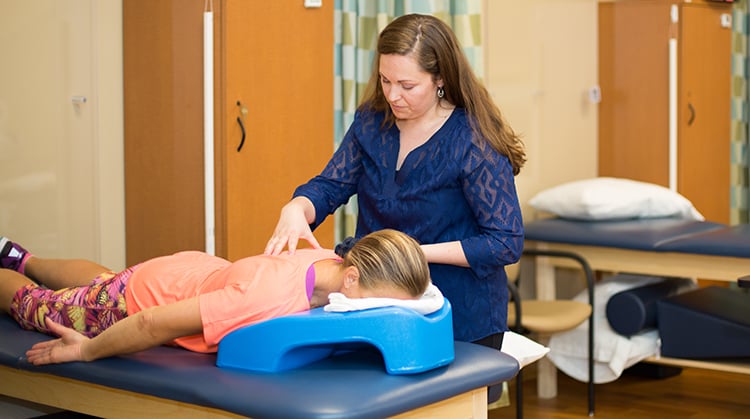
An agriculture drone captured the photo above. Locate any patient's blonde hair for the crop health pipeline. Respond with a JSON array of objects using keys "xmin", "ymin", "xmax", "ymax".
[{"xmin": 343, "ymin": 229, "xmax": 430, "ymax": 297}]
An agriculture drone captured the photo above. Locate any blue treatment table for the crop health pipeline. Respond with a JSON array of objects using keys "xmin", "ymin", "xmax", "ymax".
[
  {"xmin": 523, "ymin": 217, "xmax": 749, "ymax": 284},
  {"xmin": 0, "ymin": 313, "xmax": 519, "ymax": 419},
  {"xmin": 521, "ymin": 217, "xmax": 750, "ymax": 397}
]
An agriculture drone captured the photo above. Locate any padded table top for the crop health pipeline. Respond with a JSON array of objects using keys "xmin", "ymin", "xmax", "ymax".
[
  {"xmin": 658, "ymin": 224, "xmax": 750, "ymax": 258},
  {"xmin": 524, "ymin": 217, "xmax": 729, "ymax": 252},
  {"xmin": 0, "ymin": 313, "xmax": 519, "ymax": 419}
]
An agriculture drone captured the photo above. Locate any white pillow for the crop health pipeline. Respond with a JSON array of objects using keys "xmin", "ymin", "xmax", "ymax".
[
  {"xmin": 528, "ymin": 177, "xmax": 704, "ymax": 221},
  {"xmin": 501, "ymin": 331, "xmax": 550, "ymax": 369}
]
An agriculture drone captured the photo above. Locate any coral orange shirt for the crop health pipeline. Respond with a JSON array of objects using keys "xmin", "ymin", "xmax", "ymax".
[{"xmin": 125, "ymin": 249, "xmax": 339, "ymax": 353}]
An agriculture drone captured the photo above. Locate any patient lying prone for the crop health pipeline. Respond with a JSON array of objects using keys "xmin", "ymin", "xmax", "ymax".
[{"xmin": 0, "ymin": 229, "xmax": 430, "ymax": 365}]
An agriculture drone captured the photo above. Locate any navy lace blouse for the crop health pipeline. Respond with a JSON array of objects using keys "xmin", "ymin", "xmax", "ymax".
[{"xmin": 294, "ymin": 107, "xmax": 524, "ymax": 342}]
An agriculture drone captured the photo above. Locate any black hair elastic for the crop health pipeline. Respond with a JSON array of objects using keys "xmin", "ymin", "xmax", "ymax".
[{"xmin": 334, "ymin": 236, "xmax": 359, "ymax": 258}]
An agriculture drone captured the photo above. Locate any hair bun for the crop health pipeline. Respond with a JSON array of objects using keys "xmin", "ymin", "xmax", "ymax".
[{"xmin": 334, "ymin": 236, "xmax": 359, "ymax": 258}]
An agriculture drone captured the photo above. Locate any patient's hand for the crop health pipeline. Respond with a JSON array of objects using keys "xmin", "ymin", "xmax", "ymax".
[{"xmin": 26, "ymin": 318, "xmax": 88, "ymax": 365}]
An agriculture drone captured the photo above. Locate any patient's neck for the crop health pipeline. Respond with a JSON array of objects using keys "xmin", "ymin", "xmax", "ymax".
[{"xmin": 309, "ymin": 259, "xmax": 344, "ymax": 308}]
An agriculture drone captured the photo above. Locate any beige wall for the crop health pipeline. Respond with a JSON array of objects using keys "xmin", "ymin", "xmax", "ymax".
[
  {"xmin": 94, "ymin": 1, "xmax": 125, "ymax": 270},
  {"xmin": 484, "ymin": 0, "xmax": 599, "ymax": 221},
  {"xmin": 1, "ymin": 2, "xmax": 594, "ymax": 271},
  {"xmin": 0, "ymin": 0, "xmax": 124, "ymax": 270}
]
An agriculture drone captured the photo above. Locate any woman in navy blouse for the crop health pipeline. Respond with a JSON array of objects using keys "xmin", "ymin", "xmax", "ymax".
[{"xmin": 266, "ymin": 14, "xmax": 525, "ymax": 359}]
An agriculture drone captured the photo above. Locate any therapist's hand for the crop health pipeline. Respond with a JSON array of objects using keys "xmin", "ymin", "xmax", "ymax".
[{"xmin": 265, "ymin": 197, "xmax": 321, "ymax": 255}]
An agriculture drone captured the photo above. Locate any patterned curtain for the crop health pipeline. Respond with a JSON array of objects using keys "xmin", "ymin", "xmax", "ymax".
[
  {"xmin": 732, "ymin": 1, "xmax": 749, "ymax": 224},
  {"xmin": 333, "ymin": 0, "xmax": 483, "ymax": 241}
]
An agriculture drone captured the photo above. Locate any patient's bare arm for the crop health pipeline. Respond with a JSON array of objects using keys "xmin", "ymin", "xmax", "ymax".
[{"xmin": 26, "ymin": 297, "xmax": 203, "ymax": 365}]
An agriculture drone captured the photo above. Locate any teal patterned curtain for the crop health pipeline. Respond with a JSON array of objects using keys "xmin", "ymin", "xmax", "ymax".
[
  {"xmin": 333, "ymin": 0, "xmax": 483, "ymax": 241},
  {"xmin": 732, "ymin": 0, "xmax": 749, "ymax": 224}
]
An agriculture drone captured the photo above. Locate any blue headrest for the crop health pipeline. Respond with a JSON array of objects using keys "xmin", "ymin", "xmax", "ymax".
[{"xmin": 217, "ymin": 299, "xmax": 455, "ymax": 375}]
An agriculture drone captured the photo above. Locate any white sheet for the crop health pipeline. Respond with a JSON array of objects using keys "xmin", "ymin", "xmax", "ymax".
[
  {"xmin": 325, "ymin": 283, "xmax": 445, "ymax": 315},
  {"xmin": 547, "ymin": 274, "xmax": 695, "ymax": 383},
  {"xmin": 502, "ymin": 331, "xmax": 550, "ymax": 369}
]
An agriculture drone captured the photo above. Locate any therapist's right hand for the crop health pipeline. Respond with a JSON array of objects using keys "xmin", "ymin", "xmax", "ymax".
[{"xmin": 265, "ymin": 197, "xmax": 321, "ymax": 256}]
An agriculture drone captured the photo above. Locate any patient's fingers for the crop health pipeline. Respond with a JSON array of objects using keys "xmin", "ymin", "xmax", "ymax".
[
  {"xmin": 46, "ymin": 317, "xmax": 78, "ymax": 338},
  {"xmin": 27, "ymin": 338, "xmax": 60, "ymax": 352},
  {"xmin": 26, "ymin": 340, "xmax": 82, "ymax": 365}
]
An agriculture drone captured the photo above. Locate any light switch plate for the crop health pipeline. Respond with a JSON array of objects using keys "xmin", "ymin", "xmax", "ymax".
[{"xmin": 304, "ymin": 0, "xmax": 322, "ymax": 8}]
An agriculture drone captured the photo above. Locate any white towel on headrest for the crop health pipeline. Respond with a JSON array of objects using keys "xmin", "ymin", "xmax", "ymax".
[{"xmin": 324, "ymin": 283, "xmax": 445, "ymax": 315}]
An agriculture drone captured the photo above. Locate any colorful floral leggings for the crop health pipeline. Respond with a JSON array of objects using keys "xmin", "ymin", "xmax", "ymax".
[{"xmin": 10, "ymin": 265, "xmax": 139, "ymax": 338}]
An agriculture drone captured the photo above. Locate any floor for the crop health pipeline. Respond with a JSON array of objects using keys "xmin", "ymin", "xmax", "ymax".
[
  {"xmin": 491, "ymin": 362, "xmax": 750, "ymax": 419},
  {"xmin": 0, "ymin": 396, "xmax": 97, "ymax": 419},
  {"xmin": 0, "ymin": 395, "xmax": 60, "ymax": 418}
]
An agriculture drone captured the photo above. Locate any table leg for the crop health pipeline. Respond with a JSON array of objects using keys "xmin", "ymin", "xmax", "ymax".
[{"xmin": 534, "ymin": 248, "xmax": 558, "ymax": 398}]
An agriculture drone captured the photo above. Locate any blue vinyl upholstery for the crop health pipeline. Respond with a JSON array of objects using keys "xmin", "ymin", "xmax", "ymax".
[
  {"xmin": 524, "ymin": 217, "xmax": 737, "ymax": 254},
  {"xmin": 0, "ymin": 312, "xmax": 518, "ymax": 419},
  {"xmin": 658, "ymin": 224, "xmax": 750, "ymax": 257}
]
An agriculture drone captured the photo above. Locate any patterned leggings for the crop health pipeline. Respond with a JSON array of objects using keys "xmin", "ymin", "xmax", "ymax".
[{"xmin": 10, "ymin": 265, "xmax": 139, "ymax": 337}]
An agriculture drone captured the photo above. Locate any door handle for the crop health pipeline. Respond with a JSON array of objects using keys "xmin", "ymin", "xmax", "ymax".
[
  {"xmin": 236, "ymin": 101, "xmax": 248, "ymax": 152},
  {"xmin": 687, "ymin": 102, "xmax": 695, "ymax": 126},
  {"xmin": 236, "ymin": 116, "xmax": 246, "ymax": 152}
]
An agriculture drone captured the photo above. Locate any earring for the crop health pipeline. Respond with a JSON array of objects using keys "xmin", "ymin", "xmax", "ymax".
[{"xmin": 437, "ymin": 87, "xmax": 445, "ymax": 98}]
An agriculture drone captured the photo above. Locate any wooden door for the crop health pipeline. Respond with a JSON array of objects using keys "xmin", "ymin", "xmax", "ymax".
[
  {"xmin": 124, "ymin": 1, "xmax": 335, "ymax": 263},
  {"xmin": 677, "ymin": 4, "xmax": 731, "ymax": 223},
  {"xmin": 598, "ymin": 0, "xmax": 731, "ymax": 224},
  {"xmin": 216, "ymin": 1, "xmax": 335, "ymax": 260},
  {"xmin": 598, "ymin": 1, "xmax": 672, "ymax": 186},
  {"xmin": 124, "ymin": 1, "xmax": 206, "ymax": 265}
]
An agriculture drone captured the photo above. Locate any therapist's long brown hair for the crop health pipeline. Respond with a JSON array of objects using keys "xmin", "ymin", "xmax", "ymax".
[{"xmin": 359, "ymin": 13, "xmax": 526, "ymax": 175}]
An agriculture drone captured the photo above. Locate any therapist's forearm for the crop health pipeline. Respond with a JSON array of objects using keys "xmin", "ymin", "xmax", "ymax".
[{"xmin": 421, "ymin": 241, "xmax": 470, "ymax": 267}]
